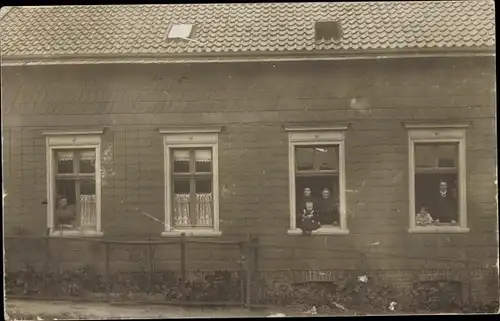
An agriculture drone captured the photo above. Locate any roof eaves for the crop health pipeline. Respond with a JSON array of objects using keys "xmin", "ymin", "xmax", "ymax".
[{"xmin": 1, "ymin": 46, "xmax": 495, "ymax": 67}]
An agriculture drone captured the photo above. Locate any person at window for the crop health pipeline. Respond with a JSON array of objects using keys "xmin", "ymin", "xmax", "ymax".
[
  {"xmin": 297, "ymin": 187, "xmax": 315, "ymax": 210},
  {"xmin": 56, "ymin": 196, "xmax": 76, "ymax": 229},
  {"xmin": 298, "ymin": 201, "xmax": 321, "ymax": 235},
  {"xmin": 416, "ymin": 205, "xmax": 434, "ymax": 226},
  {"xmin": 318, "ymin": 188, "xmax": 339, "ymax": 226},
  {"xmin": 432, "ymin": 180, "xmax": 458, "ymax": 225}
]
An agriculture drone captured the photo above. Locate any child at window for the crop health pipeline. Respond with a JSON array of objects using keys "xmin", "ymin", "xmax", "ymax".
[
  {"xmin": 416, "ymin": 205, "xmax": 434, "ymax": 226},
  {"xmin": 299, "ymin": 201, "xmax": 321, "ymax": 235}
]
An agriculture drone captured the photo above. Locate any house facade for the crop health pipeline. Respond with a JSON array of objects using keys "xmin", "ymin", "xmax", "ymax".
[{"xmin": 2, "ymin": 3, "xmax": 498, "ymax": 307}]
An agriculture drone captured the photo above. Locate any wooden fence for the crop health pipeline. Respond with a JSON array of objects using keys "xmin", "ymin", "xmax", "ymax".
[{"xmin": 4, "ymin": 233, "xmax": 261, "ymax": 308}]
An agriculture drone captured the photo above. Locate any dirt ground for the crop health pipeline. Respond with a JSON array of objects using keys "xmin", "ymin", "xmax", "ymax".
[{"xmin": 5, "ymin": 299, "xmax": 303, "ymax": 320}]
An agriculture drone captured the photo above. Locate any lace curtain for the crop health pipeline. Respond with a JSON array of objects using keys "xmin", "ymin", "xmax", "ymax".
[
  {"xmin": 195, "ymin": 150, "xmax": 211, "ymax": 162},
  {"xmin": 80, "ymin": 150, "xmax": 96, "ymax": 161},
  {"xmin": 57, "ymin": 151, "xmax": 95, "ymax": 162},
  {"xmin": 80, "ymin": 194, "xmax": 97, "ymax": 228},
  {"xmin": 58, "ymin": 151, "xmax": 74, "ymax": 162},
  {"xmin": 173, "ymin": 193, "xmax": 213, "ymax": 227}
]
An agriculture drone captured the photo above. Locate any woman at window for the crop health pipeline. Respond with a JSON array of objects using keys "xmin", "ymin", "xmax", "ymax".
[
  {"xmin": 318, "ymin": 188, "xmax": 339, "ymax": 226},
  {"xmin": 55, "ymin": 196, "xmax": 76, "ymax": 229}
]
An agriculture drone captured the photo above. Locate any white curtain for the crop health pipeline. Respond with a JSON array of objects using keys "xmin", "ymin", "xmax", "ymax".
[
  {"xmin": 195, "ymin": 150, "xmax": 212, "ymax": 163},
  {"xmin": 195, "ymin": 193, "xmax": 213, "ymax": 226},
  {"xmin": 173, "ymin": 193, "xmax": 191, "ymax": 226},
  {"xmin": 173, "ymin": 193, "xmax": 213, "ymax": 227},
  {"xmin": 80, "ymin": 194, "xmax": 97, "ymax": 228},
  {"xmin": 80, "ymin": 150, "xmax": 96, "ymax": 161},
  {"xmin": 58, "ymin": 151, "xmax": 74, "ymax": 162},
  {"xmin": 174, "ymin": 150, "xmax": 190, "ymax": 162}
]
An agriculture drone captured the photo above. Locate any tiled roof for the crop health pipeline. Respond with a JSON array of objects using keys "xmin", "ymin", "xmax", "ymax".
[{"xmin": 0, "ymin": 2, "xmax": 495, "ymax": 60}]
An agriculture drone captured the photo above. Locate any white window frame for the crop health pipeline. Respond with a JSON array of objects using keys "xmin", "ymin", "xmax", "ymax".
[
  {"xmin": 44, "ymin": 129, "xmax": 104, "ymax": 237},
  {"xmin": 405, "ymin": 122, "xmax": 470, "ymax": 234},
  {"xmin": 285, "ymin": 125, "xmax": 349, "ymax": 235},
  {"xmin": 160, "ymin": 126, "xmax": 222, "ymax": 237}
]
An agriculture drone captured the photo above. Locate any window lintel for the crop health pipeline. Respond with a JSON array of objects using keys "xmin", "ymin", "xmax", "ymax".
[
  {"xmin": 403, "ymin": 121, "xmax": 470, "ymax": 130},
  {"xmin": 42, "ymin": 128, "xmax": 105, "ymax": 136},
  {"xmin": 159, "ymin": 125, "xmax": 224, "ymax": 135},
  {"xmin": 284, "ymin": 124, "xmax": 349, "ymax": 132}
]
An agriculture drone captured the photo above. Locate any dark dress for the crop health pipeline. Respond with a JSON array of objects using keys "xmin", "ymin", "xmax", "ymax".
[
  {"xmin": 56, "ymin": 206, "xmax": 76, "ymax": 225},
  {"xmin": 318, "ymin": 197, "xmax": 339, "ymax": 225},
  {"xmin": 432, "ymin": 193, "xmax": 457, "ymax": 223}
]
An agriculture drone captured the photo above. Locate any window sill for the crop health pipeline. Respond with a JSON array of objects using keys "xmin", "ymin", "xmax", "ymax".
[
  {"xmin": 50, "ymin": 230, "xmax": 103, "ymax": 237},
  {"xmin": 161, "ymin": 229, "xmax": 222, "ymax": 237},
  {"xmin": 408, "ymin": 226, "xmax": 470, "ymax": 234},
  {"xmin": 287, "ymin": 227, "xmax": 349, "ymax": 236}
]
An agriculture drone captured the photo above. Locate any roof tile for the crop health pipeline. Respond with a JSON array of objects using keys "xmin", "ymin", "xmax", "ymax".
[{"xmin": 0, "ymin": 1, "xmax": 494, "ymax": 59}]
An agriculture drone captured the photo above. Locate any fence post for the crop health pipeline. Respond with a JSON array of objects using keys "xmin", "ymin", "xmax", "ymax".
[
  {"xmin": 180, "ymin": 233, "xmax": 187, "ymax": 300},
  {"xmin": 43, "ymin": 236, "xmax": 50, "ymax": 294},
  {"xmin": 148, "ymin": 239, "xmax": 155, "ymax": 294},
  {"xmin": 104, "ymin": 242, "xmax": 110, "ymax": 302},
  {"xmin": 245, "ymin": 232, "xmax": 252, "ymax": 309},
  {"xmin": 251, "ymin": 235, "xmax": 259, "ymax": 272},
  {"xmin": 238, "ymin": 241, "xmax": 245, "ymax": 307}
]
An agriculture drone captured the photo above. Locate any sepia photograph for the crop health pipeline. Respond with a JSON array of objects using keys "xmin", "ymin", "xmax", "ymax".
[{"xmin": 1, "ymin": 1, "xmax": 498, "ymax": 319}]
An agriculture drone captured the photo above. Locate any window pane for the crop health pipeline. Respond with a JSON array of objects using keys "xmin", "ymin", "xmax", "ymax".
[
  {"xmin": 317, "ymin": 146, "xmax": 339, "ymax": 170},
  {"xmin": 80, "ymin": 180, "xmax": 96, "ymax": 195},
  {"xmin": 295, "ymin": 176, "xmax": 340, "ymax": 227},
  {"xmin": 296, "ymin": 147, "xmax": 315, "ymax": 170},
  {"xmin": 79, "ymin": 181, "xmax": 97, "ymax": 228},
  {"xmin": 195, "ymin": 149, "xmax": 212, "ymax": 173},
  {"xmin": 79, "ymin": 150, "xmax": 96, "ymax": 174},
  {"xmin": 173, "ymin": 150, "xmax": 191, "ymax": 173},
  {"xmin": 415, "ymin": 173, "xmax": 459, "ymax": 226},
  {"xmin": 173, "ymin": 179, "xmax": 191, "ymax": 226},
  {"xmin": 55, "ymin": 179, "xmax": 77, "ymax": 227},
  {"xmin": 195, "ymin": 179, "xmax": 212, "ymax": 194},
  {"xmin": 56, "ymin": 151, "xmax": 74, "ymax": 173},
  {"xmin": 296, "ymin": 145, "xmax": 339, "ymax": 171},
  {"xmin": 195, "ymin": 179, "xmax": 213, "ymax": 227},
  {"xmin": 415, "ymin": 143, "xmax": 458, "ymax": 169}
]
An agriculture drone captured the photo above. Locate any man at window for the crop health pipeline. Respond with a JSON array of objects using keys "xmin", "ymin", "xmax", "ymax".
[
  {"xmin": 55, "ymin": 196, "xmax": 76, "ymax": 229},
  {"xmin": 432, "ymin": 180, "xmax": 458, "ymax": 225}
]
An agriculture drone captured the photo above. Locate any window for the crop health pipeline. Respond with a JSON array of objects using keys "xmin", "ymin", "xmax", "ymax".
[
  {"xmin": 44, "ymin": 129, "xmax": 104, "ymax": 237},
  {"xmin": 285, "ymin": 126, "xmax": 349, "ymax": 235},
  {"xmin": 160, "ymin": 126, "xmax": 222, "ymax": 237},
  {"xmin": 406, "ymin": 122, "xmax": 470, "ymax": 233},
  {"xmin": 315, "ymin": 21, "xmax": 343, "ymax": 41}
]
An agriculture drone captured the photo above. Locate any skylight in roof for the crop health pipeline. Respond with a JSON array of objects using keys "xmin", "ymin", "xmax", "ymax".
[
  {"xmin": 315, "ymin": 21, "xmax": 343, "ymax": 41},
  {"xmin": 167, "ymin": 24, "xmax": 194, "ymax": 39}
]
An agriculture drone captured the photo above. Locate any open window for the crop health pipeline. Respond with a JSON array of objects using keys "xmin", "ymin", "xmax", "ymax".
[
  {"xmin": 406, "ymin": 122, "xmax": 470, "ymax": 233},
  {"xmin": 44, "ymin": 129, "xmax": 104, "ymax": 237},
  {"xmin": 285, "ymin": 125, "xmax": 349, "ymax": 235},
  {"xmin": 160, "ymin": 127, "xmax": 222, "ymax": 237}
]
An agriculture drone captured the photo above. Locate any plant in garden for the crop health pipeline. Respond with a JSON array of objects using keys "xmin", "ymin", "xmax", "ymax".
[{"xmin": 261, "ymin": 274, "xmax": 401, "ymax": 314}]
